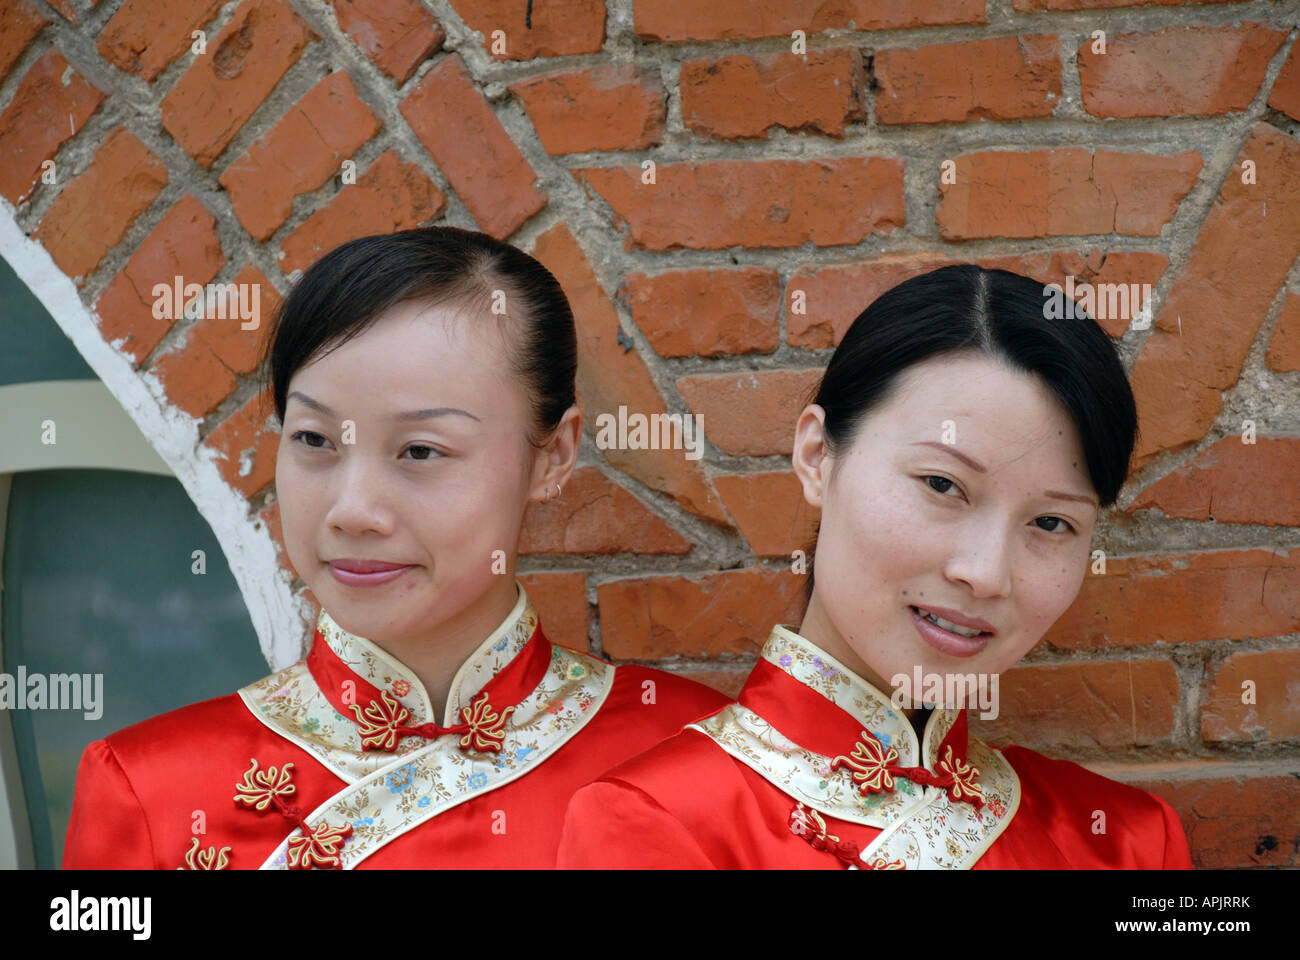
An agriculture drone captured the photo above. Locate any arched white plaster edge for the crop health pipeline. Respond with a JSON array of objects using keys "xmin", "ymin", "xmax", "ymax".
[{"xmin": 0, "ymin": 205, "xmax": 308, "ymax": 672}]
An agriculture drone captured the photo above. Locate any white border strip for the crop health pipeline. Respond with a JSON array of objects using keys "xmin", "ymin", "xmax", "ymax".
[{"xmin": 0, "ymin": 205, "xmax": 308, "ymax": 671}]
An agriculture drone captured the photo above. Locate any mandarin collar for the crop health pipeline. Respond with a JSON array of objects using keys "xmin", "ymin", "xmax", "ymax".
[
  {"xmin": 314, "ymin": 581, "xmax": 540, "ymax": 727},
  {"xmin": 759, "ymin": 624, "xmax": 964, "ymax": 770}
]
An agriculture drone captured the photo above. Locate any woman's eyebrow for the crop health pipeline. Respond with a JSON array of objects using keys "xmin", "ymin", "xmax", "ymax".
[
  {"xmin": 287, "ymin": 391, "xmax": 480, "ymax": 422},
  {"xmin": 910, "ymin": 440, "xmax": 1097, "ymax": 506},
  {"xmin": 390, "ymin": 407, "xmax": 481, "ymax": 423}
]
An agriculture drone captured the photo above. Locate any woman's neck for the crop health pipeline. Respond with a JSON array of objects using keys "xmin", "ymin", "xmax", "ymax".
[
  {"xmin": 371, "ymin": 577, "xmax": 520, "ymax": 721},
  {"xmin": 796, "ymin": 591, "xmax": 924, "ymax": 725}
]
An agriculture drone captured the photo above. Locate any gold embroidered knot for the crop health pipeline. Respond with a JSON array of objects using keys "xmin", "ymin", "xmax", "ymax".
[
  {"xmin": 458, "ymin": 691, "xmax": 514, "ymax": 753},
  {"xmin": 350, "ymin": 691, "xmax": 411, "ymax": 752},
  {"xmin": 936, "ymin": 744, "xmax": 984, "ymax": 810},
  {"xmin": 349, "ymin": 690, "xmax": 515, "ymax": 754},
  {"xmin": 789, "ymin": 802, "xmax": 860, "ymax": 866},
  {"xmin": 179, "ymin": 836, "xmax": 230, "ymax": 870},
  {"xmin": 286, "ymin": 821, "xmax": 354, "ymax": 870},
  {"xmin": 233, "ymin": 758, "xmax": 296, "ymax": 810},
  {"xmin": 830, "ymin": 731, "xmax": 900, "ymax": 794}
]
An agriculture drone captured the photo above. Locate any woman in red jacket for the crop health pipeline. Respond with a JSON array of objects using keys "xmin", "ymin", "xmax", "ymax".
[
  {"xmin": 558, "ymin": 264, "xmax": 1193, "ymax": 869},
  {"xmin": 63, "ymin": 226, "xmax": 726, "ymax": 869}
]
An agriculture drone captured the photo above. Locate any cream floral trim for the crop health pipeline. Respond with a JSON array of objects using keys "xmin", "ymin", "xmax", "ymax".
[
  {"xmin": 851, "ymin": 740, "xmax": 1021, "ymax": 870},
  {"xmin": 687, "ymin": 624, "xmax": 1021, "ymax": 868},
  {"xmin": 689, "ymin": 703, "xmax": 923, "ymax": 827},
  {"xmin": 257, "ymin": 644, "xmax": 612, "ymax": 868},
  {"xmin": 236, "ymin": 583, "xmax": 538, "ymax": 784}
]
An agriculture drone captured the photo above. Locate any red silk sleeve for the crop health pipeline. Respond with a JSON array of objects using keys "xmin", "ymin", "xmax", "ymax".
[
  {"xmin": 557, "ymin": 778, "xmax": 715, "ymax": 869},
  {"xmin": 1155, "ymin": 793, "xmax": 1193, "ymax": 869},
  {"xmin": 62, "ymin": 739, "xmax": 155, "ymax": 869}
]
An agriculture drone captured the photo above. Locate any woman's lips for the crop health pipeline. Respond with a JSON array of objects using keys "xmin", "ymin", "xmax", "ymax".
[
  {"xmin": 908, "ymin": 604, "xmax": 992, "ymax": 658},
  {"xmin": 328, "ymin": 562, "xmax": 414, "ymax": 587}
]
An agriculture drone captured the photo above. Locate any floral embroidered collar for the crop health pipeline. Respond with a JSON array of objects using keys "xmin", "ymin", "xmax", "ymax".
[
  {"xmin": 307, "ymin": 581, "xmax": 543, "ymax": 730},
  {"xmin": 688, "ymin": 624, "xmax": 1021, "ymax": 868},
  {"xmin": 234, "ymin": 581, "xmax": 616, "ymax": 867},
  {"xmin": 741, "ymin": 624, "xmax": 965, "ymax": 772}
]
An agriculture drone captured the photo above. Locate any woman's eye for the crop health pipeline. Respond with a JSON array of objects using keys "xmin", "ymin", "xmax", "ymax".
[
  {"xmin": 922, "ymin": 474, "xmax": 1076, "ymax": 535},
  {"xmin": 923, "ymin": 475, "xmax": 959, "ymax": 496},
  {"xmin": 1035, "ymin": 516, "xmax": 1076, "ymax": 535},
  {"xmin": 291, "ymin": 430, "xmax": 330, "ymax": 449},
  {"xmin": 402, "ymin": 444, "xmax": 443, "ymax": 461}
]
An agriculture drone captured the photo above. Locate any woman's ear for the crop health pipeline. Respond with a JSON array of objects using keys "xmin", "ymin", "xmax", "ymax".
[
  {"xmin": 530, "ymin": 405, "xmax": 583, "ymax": 501},
  {"xmin": 791, "ymin": 404, "xmax": 830, "ymax": 510}
]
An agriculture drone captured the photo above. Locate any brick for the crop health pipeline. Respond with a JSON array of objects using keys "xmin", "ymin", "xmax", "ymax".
[
  {"xmin": 160, "ymin": 0, "xmax": 316, "ymax": 168},
  {"xmin": 93, "ymin": 196, "xmax": 226, "ymax": 364},
  {"xmin": 1123, "ymin": 765, "xmax": 1300, "ymax": 868},
  {"xmin": 195, "ymin": 264, "xmax": 279, "ymax": 375},
  {"xmin": 203, "ymin": 386, "xmax": 279, "ymax": 497},
  {"xmin": 509, "ymin": 64, "xmax": 665, "ymax": 154},
  {"xmin": 572, "ymin": 158, "xmax": 905, "ymax": 250},
  {"xmin": 45, "ymin": 0, "xmax": 80, "ymax": 24},
  {"xmin": 530, "ymin": 223, "xmax": 729, "ymax": 525},
  {"xmin": 278, "ymin": 150, "xmax": 444, "ymax": 275},
  {"xmin": 681, "ymin": 47, "xmax": 865, "ymax": 140},
  {"xmin": 34, "ymin": 128, "xmax": 167, "ymax": 284},
  {"xmin": 151, "ymin": 263, "xmax": 277, "ymax": 418},
  {"xmin": 151, "ymin": 333, "xmax": 238, "ymax": 419},
  {"xmin": 1129, "ymin": 435, "xmax": 1300, "ymax": 526},
  {"xmin": 676, "ymin": 370, "xmax": 823, "ymax": 457},
  {"xmin": 786, "ymin": 249, "xmax": 1168, "ymax": 348},
  {"xmin": 400, "ymin": 54, "xmax": 546, "ymax": 239},
  {"xmin": 597, "ymin": 570, "xmax": 806, "ymax": 659},
  {"xmin": 451, "ymin": 0, "xmax": 604, "ymax": 60},
  {"xmin": 0, "ymin": 0, "xmax": 49, "ymax": 84},
  {"xmin": 97, "ymin": 0, "xmax": 222, "ymax": 82},
  {"xmin": 936, "ymin": 147, "xmax": 1200, "ymax": 239},
  {"xmin": 876, "ymin": 35, "xmax": 1061, "ymax": 125},
  {"xmin": 622, "ymin": 267, "xmax": 780, "ymax": 357},
  {"xmin": 517, "ymin": 571, "xmax": 587, "ymax": 653},
  {"xmin": 1046, "ymin": 547, "xmax": 1300, "ymax": 650},
  {"xmin": 219, "ymin": 70, "xmax": 382, "ymax": 241},
  {"xmin": 329, "ymin": 0, "xmax": 443, "ymax": 84},
  {"xmin": 1269, "ymin": 40, "xmax": 1300, "ymax": 122},
  {"xmin": 1266, "ymin": 293, "xmax": 1300, "ymax": 372},
  {"xmin": 1129, "ymin": 125, "xmax": 1300, "ymax": 467},
  {"xmin": 519, "ymin": 466, "xmax": 690, "ymax": 555},
  {"xmin": 0, "ymin": 51, "xmax": 104, "ymax": 205},
  {"xmin": 1079, "ymin": 23, "xmax": 1287, "ymax": 118},
  {"xmin": 713, "ymin": 471, "xmax": 819, "ymax": 558},
  {"xmin": 1015, "ymin": 0, "xmax": 1237, "ymax": 8},
  {"xmin": 969, "ymin": 659, "xmax": 1180, "ymax": 751},
  {"xmin": 633, "ymin": 0, "xmax": 985, "ymax": 41},
  {"xmin": 1201, "ymin": 649, "xmax": 1300, "ymax": 744}
]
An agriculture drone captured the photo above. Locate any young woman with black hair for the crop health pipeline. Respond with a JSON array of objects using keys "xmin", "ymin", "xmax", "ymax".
[
  {"xmin": 62, "ymin": 226, "xmax": 727, "ymax": 869},
  {"xmin": 558, "ymin": 264, "xmax": 1193, "ymax": 869}
]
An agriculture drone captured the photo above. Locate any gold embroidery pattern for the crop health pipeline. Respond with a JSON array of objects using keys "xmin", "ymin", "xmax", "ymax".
[
  {"xmin": 233, "ymin": 758, "xmax": 296, "ymax": 811},
  {"xmin": 863, "ymin": 857, "xmax": 905, "ymax": 870},
  {"xmin": 286, "ymin": 821, "xmax": 354, "ymax": 870},
  {"xmin": 179, "ymin": 836, "xmax": 231, "ymax": 870},
  {"xmin": 936, "ymin": 744, "xmax": 984, "ymax": 809},
  {"xmin": 831, "ymin": 732, "xmax": 899, "ymax": 794},
  {"xmin": 350, "ymin": 691, "xmax": 410, "ymax": 752},
  {"xmin": 256, "ymin": 645, "xmax": 613, "ymax": 869},
  {"xmin": 233, "ymin": 757, "xmax": 353, "ymax": 870},
  {"xmin": 458, "ymin": 692, "xmax": 514, "ymax": 753}
]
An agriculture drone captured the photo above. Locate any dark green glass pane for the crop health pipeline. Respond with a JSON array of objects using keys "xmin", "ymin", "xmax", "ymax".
[{"xmin": 3, "ymin": 469, "xmax": 271, "ymax": 868}]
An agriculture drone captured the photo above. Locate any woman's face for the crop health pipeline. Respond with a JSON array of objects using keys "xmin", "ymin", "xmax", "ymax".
[
  {"xmin": 275, "ymin": 298, "xmax": 567, "ymax": 647},
  {"xmin": 793, "ymin": 351, "xmax": 1100, "ymax": 705}
]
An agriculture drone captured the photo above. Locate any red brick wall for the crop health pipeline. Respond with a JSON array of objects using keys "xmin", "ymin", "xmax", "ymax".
[{"xmin": 2, "ymin": 0, "xmax": 1297, "ymax": 868}]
